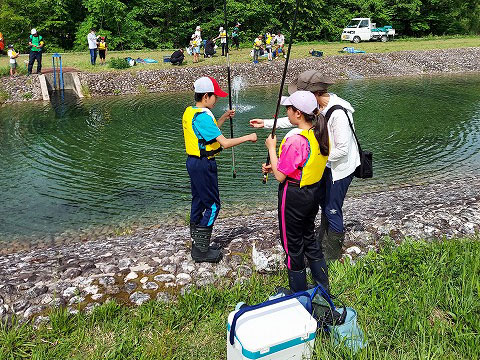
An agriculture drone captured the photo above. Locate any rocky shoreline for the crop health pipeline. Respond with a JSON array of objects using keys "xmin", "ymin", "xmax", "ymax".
[
  {"xmin": 0, "ymin": 175, "xmax": 479, "ymax": 324},
  {"xmin": 1, "ymin": 47, "xmax": 479, "ymax": 103}
]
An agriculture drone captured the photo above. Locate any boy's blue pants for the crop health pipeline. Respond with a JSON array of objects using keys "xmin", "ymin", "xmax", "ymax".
[{"xmin": 186, "ymin": 156, "xmax": 221, "ymax": 227}]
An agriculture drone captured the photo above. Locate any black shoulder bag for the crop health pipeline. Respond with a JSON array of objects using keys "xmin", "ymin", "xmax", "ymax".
[{"xmin": 325, "ymin": 105, "xmax": 373, "ymax": 179}]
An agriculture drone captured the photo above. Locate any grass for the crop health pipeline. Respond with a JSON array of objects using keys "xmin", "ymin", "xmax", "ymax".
[
  {"xmin": 0, "ymin": 35, "xmax": 478, "ymax": 75},
  {"xmin": 0, "ymin": 236, "xmax": 479, "ymax": 359}
]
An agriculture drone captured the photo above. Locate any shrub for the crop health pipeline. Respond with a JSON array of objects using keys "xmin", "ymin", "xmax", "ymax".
[{"xmin": 109, "ymin": 57, "xmax": 130, "ymax": 69}]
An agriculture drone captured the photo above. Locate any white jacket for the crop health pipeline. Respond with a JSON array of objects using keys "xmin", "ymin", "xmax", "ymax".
[{"xmin": 262, "ymin": 93, "xmax": 360, "ymax": 181}]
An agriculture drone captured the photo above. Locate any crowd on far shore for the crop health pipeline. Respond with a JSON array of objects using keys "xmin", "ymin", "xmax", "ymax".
[{"xmin": 170, "ymin": 24, "xmax": 287, "ymax": 65}]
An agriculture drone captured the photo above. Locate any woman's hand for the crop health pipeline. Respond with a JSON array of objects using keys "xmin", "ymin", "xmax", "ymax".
[
  {"xmin": 265, "ymin": 134, "xmax": 277, "ymax": 150},
  {"xmin": 262, "ymin": 163, "xmax": 272, "ymax": 173},
  {"xmin": 249, "ymin": 119, "xmax": 265, "ymax": 128}
]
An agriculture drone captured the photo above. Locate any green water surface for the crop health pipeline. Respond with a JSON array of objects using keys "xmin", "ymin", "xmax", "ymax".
[{"xmin": 0, "ymin": 73, "xmax": 479, "ymax": 242}]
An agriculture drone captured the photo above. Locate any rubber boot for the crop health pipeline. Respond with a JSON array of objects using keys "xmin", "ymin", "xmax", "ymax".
[
  {"xmin": 287, "ymin": 269, "xmax": 308, "ymax": 293},
  {"xmin": 324, "ymin": 229, "xmax": 345, "ymax": 262},
  {"xmin": 309, "ymin": 258, "xmax": 329, "ymax": 293},
  {"xmin": 316, "ymin": 213, "xmax": 328, "ymax": 246},
  {"xmin": 190, "ymin": 223, "xmax": 221, "ymax": 250},
  {"xmin": 191, "ymin": 225, "xmax": 223, "ymax": 263}
]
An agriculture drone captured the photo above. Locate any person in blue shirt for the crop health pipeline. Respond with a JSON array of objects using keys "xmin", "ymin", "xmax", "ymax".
[{"xmin": 182, "ymin": 76, "xmax": 257, "ymax": 263}]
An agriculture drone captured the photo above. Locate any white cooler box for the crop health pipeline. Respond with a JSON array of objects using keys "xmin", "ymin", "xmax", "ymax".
[{"xmin": 227, "ymin": 293, "xmax": 317, "ymax": 360}]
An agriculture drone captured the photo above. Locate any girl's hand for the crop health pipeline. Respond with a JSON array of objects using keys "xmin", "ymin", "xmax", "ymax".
[
  {"xmin": 248, "ymin": 133, "xmax": 257, "ymax": 142},
  {"xmin": 249, "ymin": 119, "xmax": 264, "ymax": 128},
  {"xmin": 262, "ymin": 163, "xmax": 272, "ymax": 173},
  {"xmin": 265, "ymin": 134, "xmax": 277, "ymax": 150}
]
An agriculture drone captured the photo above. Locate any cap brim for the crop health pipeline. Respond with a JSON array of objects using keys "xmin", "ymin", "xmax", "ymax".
[
  {"xmin": 287, "ymin": 82, "xmax": 298, "ymax": 95},
  {"xmin": 280, "ymin": 96, "xmax": 292, "ymax": 106},
  {"xmin": 214, "ymin": 89, "xmax": 228, "ymax": 97}
]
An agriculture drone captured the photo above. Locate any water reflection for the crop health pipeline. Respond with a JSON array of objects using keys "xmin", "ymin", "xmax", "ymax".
[{"xmin": 0, "ymin": 73, "xmax": 479, "ymax": 241}]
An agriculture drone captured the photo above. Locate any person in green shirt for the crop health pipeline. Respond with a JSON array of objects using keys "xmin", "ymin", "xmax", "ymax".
[
  {"xmin": 28, "ymin": 28, "xmax": 44, "ymax": 75},
  {"xmin": 232, "ymin": 23, "xmax": 240, "ymax": 50}
]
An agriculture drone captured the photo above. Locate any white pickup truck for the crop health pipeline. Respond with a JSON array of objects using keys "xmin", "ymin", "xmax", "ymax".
[{"xmin": 341, "ymin": 18, "xmax": 395, "ymax": 43}]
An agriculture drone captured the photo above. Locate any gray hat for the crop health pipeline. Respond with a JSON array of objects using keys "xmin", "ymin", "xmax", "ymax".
[{"xmin": 288, "ymin": 70, "xmax": 335, "ymax": 94}]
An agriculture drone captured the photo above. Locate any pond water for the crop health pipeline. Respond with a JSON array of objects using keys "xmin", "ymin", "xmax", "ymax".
[{"xmin": 0, "ymin": 73, "xmax": 479, "ymax": 242}]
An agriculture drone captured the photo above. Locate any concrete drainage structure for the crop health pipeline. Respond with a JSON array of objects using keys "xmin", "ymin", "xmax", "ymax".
[{"xmin": 39, "ymin": 72, "xmax": 84, "ymax": 101}]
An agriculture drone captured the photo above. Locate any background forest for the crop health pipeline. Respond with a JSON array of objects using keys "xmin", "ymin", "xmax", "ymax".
[{"xmin": 1, "ymin": 0, "xmax": 479, "ymax": 53}]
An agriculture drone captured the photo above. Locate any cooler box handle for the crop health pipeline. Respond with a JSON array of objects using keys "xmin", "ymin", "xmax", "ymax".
[{"xmin": 229, "ymin": 291, "xmax": 312, "ymax": 345}]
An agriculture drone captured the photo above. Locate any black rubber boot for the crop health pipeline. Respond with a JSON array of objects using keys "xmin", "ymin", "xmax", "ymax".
[
  {"xmin": 288, "ymin": 269, "xmax": 308, "ymax": 293},
  {"xmin": 324, "ymin": 229, "xmax": 345, "ymax": 262},
  {"xmin": 191, "ymin": 226, "xmax": 223, "ymax": 263},
  {"xmin": 190, "ymin": 223, "xmax": 221, "ymax": 250},
  {"xmin": 309, "ymin": 258, "xmax": 329, "ymax": 292}
]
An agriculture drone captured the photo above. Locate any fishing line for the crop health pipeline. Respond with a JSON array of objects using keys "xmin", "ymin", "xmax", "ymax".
[
  {"xmin": 262, "ymin": 0, "xmax": 300, "ymax": 184},
  {"xmin": 224, "ymin": 0, "xmax": 237, "ymax": 178}
]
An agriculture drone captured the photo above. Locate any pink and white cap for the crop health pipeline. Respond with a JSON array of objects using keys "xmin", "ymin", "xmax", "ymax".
[
  {"xmin": 194, "ymin": 77, "xmax": 228, "ymax": 97},
  {"xmin": 280, "ymin": 90, "xmax": 318, "ymax": 115}
]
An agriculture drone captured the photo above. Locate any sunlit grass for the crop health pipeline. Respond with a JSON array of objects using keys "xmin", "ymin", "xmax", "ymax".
[{"xmin": 0, "ymin": 35, "xmax": 478, "ymax": 74}]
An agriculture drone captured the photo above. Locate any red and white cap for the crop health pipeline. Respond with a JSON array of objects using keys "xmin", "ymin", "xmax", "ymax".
[
  {"xmin": 280, "ymin": 90, "xmax": 318, "ymax": 115},
  {"xmin": 194, "ymin": 77, "xmax": 228, "ymax": 97}
]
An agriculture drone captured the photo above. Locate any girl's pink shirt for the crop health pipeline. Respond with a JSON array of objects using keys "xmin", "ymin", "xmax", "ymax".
[{"xmin": 277, "ymin": 133, "xmax": 310, "ymax": 180}]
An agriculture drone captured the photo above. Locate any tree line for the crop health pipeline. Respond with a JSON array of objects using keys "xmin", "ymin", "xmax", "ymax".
[{"xmin": 1, "ymin": 0, "xmax": 479, "ymax": 53}]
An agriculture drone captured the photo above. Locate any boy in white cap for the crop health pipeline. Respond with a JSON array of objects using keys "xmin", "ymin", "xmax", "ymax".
[
  {"xmin": 263, "ymin": 90, "xmax": 330, "ymax": 292},
  {"xmin": 183, "ymin": 76, "xmax": 257, "ymax": 263},
  {"xmin": 7, "ymin": 44, "xmax": 19, "ymax": 77},
  {"xmin": 28, "ymin": 28, "xmax": 44, "ymax": 75}
]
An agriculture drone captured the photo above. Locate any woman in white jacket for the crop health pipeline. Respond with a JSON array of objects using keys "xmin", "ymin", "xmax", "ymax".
[{"xmin": 250, "ymin": 70, "xmax": 360, "ymax": 262}]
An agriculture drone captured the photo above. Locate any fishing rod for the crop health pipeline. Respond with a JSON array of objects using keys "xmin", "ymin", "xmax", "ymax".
[
  {"xmin": 224, "ymin": 0, "xmax": 237, "ymax": 178},
  {"xmin": 262, "ymin": 0, "xmax": 300, "ymax": 184}
]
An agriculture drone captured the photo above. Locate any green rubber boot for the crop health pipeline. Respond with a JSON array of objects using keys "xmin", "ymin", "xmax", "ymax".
[
  {"xmin": 191, "ymin": 225, "xmax": 223, "ymax": 263},
  {"xmin": 190, "ymin": 223, "xmax": 221, "ymax": 250},
  {"xmin": 324, "ymin": 229, "xmax": 345, "ymax": 262}
]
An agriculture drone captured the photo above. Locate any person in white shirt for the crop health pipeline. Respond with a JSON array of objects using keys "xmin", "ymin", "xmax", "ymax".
[
  {"xmin": 250, "ymin": 70, "xmax": 360, "ymax": 261},
  {"xmin": 87, "ymin": 28, "xmax": 98, "ymax": 65},
  {"xmin": 214, "ymin": 26, "xmax": 227, "ymax": 56},
  {"xmin": 274, "ymin": 31, "xmax": 286, "ymax": 58},
  {"xmin": 7, "ymin": 44, "xmax": 19, "ymax": 77}
]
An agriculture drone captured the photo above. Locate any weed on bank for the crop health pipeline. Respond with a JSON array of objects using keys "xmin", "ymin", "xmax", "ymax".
[{"xmin": 0, "ymin": 237, "xmax": 479, "ymax": 359}]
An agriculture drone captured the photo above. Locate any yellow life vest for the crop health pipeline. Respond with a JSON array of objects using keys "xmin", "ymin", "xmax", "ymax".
[
  {"xmin": 220, "ymin": 31, "xmax": 226, "ymax": 38},
  {"xmin": 266, "ymin": 35, "xmax": 272, "ymax": 45},
  {"xmin": 278, "ymin": 128, "xmax": 328, "ymax": 187},
  {"xmin": 98, "ymin": 41, "xmax": 106, "ymax": 50},
  {"xmin": 182, "ymin": 106, "xmax": 222, "ymax": 158},
  {"xmin": 253, "ymin": 38, "xmax": 262, "ymax": 50}
]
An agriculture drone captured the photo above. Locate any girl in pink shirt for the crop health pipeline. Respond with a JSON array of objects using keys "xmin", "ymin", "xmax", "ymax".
[{"xmin": 263, "ymin": 91, "xmax": 330, "ymax": 293}]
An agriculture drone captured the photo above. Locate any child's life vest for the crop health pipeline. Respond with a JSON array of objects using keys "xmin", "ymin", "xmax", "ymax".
[
  {"xmin": 266, "ymin": 34, "xmax": 273, "ymax": 45},
  {"xmin": 98, "ymin": 41, "xmax": 107, "ymax": 50},
  {"xmin": 182, "ymin": 107, "xmax": 222, "ymax": 158},
  {"xmin": 253, "ymin": 38, "xmax": 262, "ymax": 50},
  {"xmin": 278, "ymin": 128, "xmax": 328, "ymax": 187}
]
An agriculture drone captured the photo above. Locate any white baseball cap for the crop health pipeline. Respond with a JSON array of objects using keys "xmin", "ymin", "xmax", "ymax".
[
  {"xmin": 31, "ymin": 28, "xmax": 37, "ymax": 35},
  {"xmin": 194, "ymin": 77, "xmax": 228, "ymax": 97},
  {"xmin": 280, "ymin": 91, "xmax": 318, "ymax": 115},
  {"xmin": 196, "ymin": 26, "xmax": 201, "ymax": 30},
  {"xmin": 219, "ymin": 27, "xmax": 224, "ymax": 31}
]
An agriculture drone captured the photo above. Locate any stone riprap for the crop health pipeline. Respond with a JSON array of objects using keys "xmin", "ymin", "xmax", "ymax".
[
  {"xmin": 0, "ymin": 175, "xmax": 478, "ymax": 323},
  {"xmin": 1, "ymin": 47, "xmax": 479, "ymax": 104}
]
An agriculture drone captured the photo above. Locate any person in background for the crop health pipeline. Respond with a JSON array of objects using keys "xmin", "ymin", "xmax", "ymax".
[
  {"xmin": 265, "ymin": 32, "xmax": 273, "ymax": 61},
  {"xmin": 262, "ymin": 90, "xmax": 330, "ymax": 292},
  {"xmin": 194, "ymin": 26, "xmax": 202, "ymax": 43},
  {"xmin": 274, "ymin": 31, "xmax": 285, "ymax": 58},
  {"xmin": 214, "ymin": 26, "xmax": 227, "ymax": 56},
  {"xmin": 192, "ymin": 35, "xmax": 201, "ymax": 63},
  {"xmin": 231, "ymin": 23, "xmax": 240, "ymax": 50},
  {"xmin": 253, "ymin": 34, "xmax": 263, "ymax": 64},
  {"xmin": 204, "ymin": 38, "xmax": 216, "ymax": 58},
  {"xmin": 170, "ymin": 48, "xmax": 185, "ymax": 65},
  {"xmin": 250, "ymin": 70, "xmax": 360, "ymax": 262},
  {"xmin": 7, "ymin": 44, "xmax": 19, "ymax": 77},
  {"xmin": 28, "ymin": 28, "xmax": 44, "ymax": 75},
  {"xmin": 183, "ymin": 76, "xmax": 257, "ymax": 263},
  {"xmin": 98, "ymin": 36, "xmax": 107, "ymax": 65},
  {"xmin": 87, "ymin": 28, "xmax": 98, "ymax": 65}
]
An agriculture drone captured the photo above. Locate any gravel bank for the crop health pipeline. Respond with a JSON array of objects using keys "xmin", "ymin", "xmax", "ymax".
[
  {"xmin": 0, "ymin": 47, "xmax": 479, "ymax": 104},
  {"xmin": 0, "ymin": 175, "xmax": 478, "ymax": 324}
]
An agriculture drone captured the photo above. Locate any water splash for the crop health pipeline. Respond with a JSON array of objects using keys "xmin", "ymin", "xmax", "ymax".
[{"xmin": 228, "ymin": 76, "xmax": 254, "ymax": 113}]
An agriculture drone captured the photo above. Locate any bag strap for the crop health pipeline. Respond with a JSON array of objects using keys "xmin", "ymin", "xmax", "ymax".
[
  {"xmin": 229, "ymin": 291, "xmax": 312, "ymax": 345},
  {"xmin": 324, "ymin": 105, "xmax": 363, "ymax": 154}
]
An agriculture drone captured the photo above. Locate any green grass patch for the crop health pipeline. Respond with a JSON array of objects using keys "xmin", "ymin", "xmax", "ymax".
[
  {"xmin": 1, "ymin": 36, "xmax": 478, "ymax": 74},
  {"xmin": 0, "ymin": 237, "xmax": 479, "ymax": 359}
]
